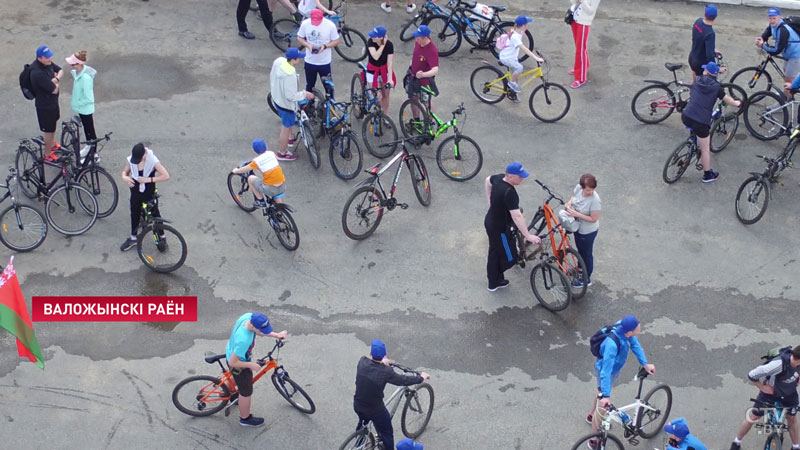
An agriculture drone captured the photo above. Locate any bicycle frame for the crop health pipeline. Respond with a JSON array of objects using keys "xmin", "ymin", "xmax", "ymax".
[
  {"xmin": 415, "ymin": 88, "xmax": 459, "ymax": 139},
  {"xmin": 597, "ymin": 371, "xmax": 661, "ymax": 439},
  {"xmin": 532, "ymin": 181, "xmax": 575, "ymax": 274},
  {"xmin": 758, "ymin": 99, "xmax": 799, "ymax": 134},
  {"xmin": 198, "ymin": 341, "xmax": 286, "ymax": 405},
  {"xmin": 367, "ymin": 146, "xmax": 412, "ymax": 200}
]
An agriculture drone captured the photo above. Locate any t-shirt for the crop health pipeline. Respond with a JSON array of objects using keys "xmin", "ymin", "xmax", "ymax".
[
  {"xmin": 689, "ymin": 18, "xmax": 715, "ymax": 66},
  {"xmin": 248, "ymin": 151, "xmax": 285, "ymax": 186},
  {"xmin": 498, "ymin": 30, "xmax": 523, "ymax": 61},
  {"xmin": 298, "ymin": 18, "xmax": 340, "ymax": 66},
  {"xmin": 484, "ymin": 174, "xmax": 519, "ymax": 232},
  {"xmin": 30, "ymin": 60, "xmax": 62, "ymax": 109},
  {"xmin": 571, "ymin": 184, "xmax": 601, "ymax": 234},
  {"xmin": 368, "ymin": 40, "xmax": 394, "ymax": 67},
  {"xmin": 226, "ymin": 313, "xmax": 256, "ymax": 363},
  {"xmin": 411, "ymin": 41, "xmax": 439, "ymax": 86},
  {"xmin": 297, "ymin": 0, "xmax": 316, "ymax": 16}
]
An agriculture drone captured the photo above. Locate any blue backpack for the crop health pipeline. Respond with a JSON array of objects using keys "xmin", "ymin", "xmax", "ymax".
[{"xmin": 589, "ymin": 325, "xmax": 621, "ymax": 358}]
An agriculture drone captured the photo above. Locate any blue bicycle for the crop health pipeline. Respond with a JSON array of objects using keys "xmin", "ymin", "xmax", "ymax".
[
  {"xmin": 752, "ymin": 398, "xmax": 790, "ymax": 450},
  {"xmin": 399, "ymin": 0, "xmax": 456, "ymax": 42},
  {"xmin": 350, "ymin": 63, "xmax": 399, "ymax": 158},
  {"xmin": 314, "ymin": 79, "xmax": 363, "ymax": 180}
]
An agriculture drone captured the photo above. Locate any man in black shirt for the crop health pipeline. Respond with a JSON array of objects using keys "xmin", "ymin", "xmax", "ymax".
[
  {"xmin": 29, "ymin": 45, "xmax": 64, "ymax": 159},
  {"xmin": 484, "ymin": 162, "xmax": 541, "ymax": 291},
  {"xmin": 353, "ymin": 339, "xmax": 430, "ymax": 450}
]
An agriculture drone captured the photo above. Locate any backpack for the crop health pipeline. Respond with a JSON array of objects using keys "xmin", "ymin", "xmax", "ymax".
[
  {"xmin": 589, "ymin": 325, "xmax": 621, "ymax": 358},
  {"xmin": 761, "ymin": 346, "xmax": 792, "ymax": 376},
  {"xmin": 495, "ymin": 31, "xmax": 512, "ymax": 52},
  {"xmin": 783, "ymin": 17, "xmax": 800, "ymax": 40},
  {"xmin": 19, "ymin": 63, "xmax": 35, "ymax": 100}
]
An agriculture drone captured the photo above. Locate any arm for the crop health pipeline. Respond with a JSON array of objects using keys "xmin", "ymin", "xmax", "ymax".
[
  {"xmin": 763, "ymin": 26, "xmax": 788, "ymax": 54},
  {"xmin": 748, "ymin": 359, "xmax": 782, "ymax": 394},
  {"xmin": 324, "ymin": 37, "xmax": 342, "ymax": 49},
  {"xmin": 267, "ymin": 330, "xmax": 288, "ymax": 340},
  {"xmin": 121, "ymin": 164, "xmax": 135, "ymax": 188},
  {"xmin": 419, "ymin": 65, "xmax": 439, "ymax": 79},
  {"xmin": 722, "ymin": 94, "xmax": 742, "ymax": 108},
  {"xmin": 232, "ymin": 161, "xmax": 255, "ymax": 175},
  {"xmin": 228, "ymin": 352, "xmax": 261, "ymax": 372},
  {"xmin": 283, "ymin": 74, "xmax": 308, "ymax": 103},
  {"xmin": 386, "ymin": 53, "xmax": 394, "ymax": 86},
  {"xmin": 598, "ymin": 340, "xmax": 617, "ymax": 397},
  {"xmin": 485, "ymin": 176, "xmax": 492, "ymax": 205},
  {"xmin": 150, "ymin": 162, "xmax": 170, "ymax": 183},
  {"xmin": 629, "ymin": 336, "xmax": 649, "ymax": 366},
  {"xmin": 570, "ymin": 209, "xmax": 600, "ymax": 223},
  {"xmin": 510, "ymin": 209, "xmax": 540, "ymax": 243},
  {"xmin": 791, "ymin": 72, "xmax": 800, "ymax": 90},
  {"xmin": 705, "ymin": 34, "xmax": 716, "ymax": 64},
  {"xmin": 386, "ymin": 369, "xmax": 424, "ymax": 387},
  {"xmin": 368, "ymin": 42, "xmax": 386, "ymax": 60},
  {"xmin": 84, "ymin": 76, "xmax": 95, "ymax": 106},
  {"xmin": 315, "ymin": 0, "xmax": 335, "ymax": 15}
]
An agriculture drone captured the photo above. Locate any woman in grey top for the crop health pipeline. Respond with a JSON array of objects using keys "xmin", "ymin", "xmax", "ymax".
[{"xmin": 565, "ymin": 173, "xmax": 601, "ymax": 287}]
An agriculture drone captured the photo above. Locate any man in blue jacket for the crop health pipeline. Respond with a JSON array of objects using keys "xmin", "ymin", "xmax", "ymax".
[
  {"xmin": 756, "ymin": 8, "xmax": 800, "ymax": 97},
  {"xmin": 664, "ymin": 418, "xmax": 707, "ymax": 450}
]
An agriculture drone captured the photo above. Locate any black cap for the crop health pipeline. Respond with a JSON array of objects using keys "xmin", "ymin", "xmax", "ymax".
[{"xmin": 131, "ymin": 143, "xmax": 146, "ymax": 164}]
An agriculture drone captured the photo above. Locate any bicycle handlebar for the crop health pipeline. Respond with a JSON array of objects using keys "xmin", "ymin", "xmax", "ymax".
[
  {"xmin": 452, "ymin": 102, "xmax": 465, "ymax": 116},
  {"xmin": 390, "ymin": 362, "xmax": 421, "ymax": 375},
  {"xmin": 256, "ymin": 339, "xmax": 286, "ymax": 365},
  {"xmin": 365, "ymin": 83, "xmax": 392, "ymax": 92},
  {"xmin": 534, "ymin": 179, "xmax": 565, "ymax": 204},
  {"xmin": 85, "ymin": 132, "xmax": 112, "ymax": 145}
]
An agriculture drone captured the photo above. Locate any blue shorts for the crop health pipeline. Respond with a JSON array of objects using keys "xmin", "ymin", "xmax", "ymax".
[{"xmin": 277, "ymin": 106, "xmax": 296, "ymax": 128}]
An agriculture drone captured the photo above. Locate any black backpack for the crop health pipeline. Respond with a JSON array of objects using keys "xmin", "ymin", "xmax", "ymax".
[
  {"xmin": 783, "ymin": 17, "xmax": 800, "ymax": 42},
  {"xmin": 589, "ymin": 325, "xmax": 621, "ymax": 358},
  {"xmin": 761, "ymin": 346, "xmax": 792, "ymax": 375},
  {"xmin": 19, "ymin": 63, "xmax": 35, "ymax": 100}
]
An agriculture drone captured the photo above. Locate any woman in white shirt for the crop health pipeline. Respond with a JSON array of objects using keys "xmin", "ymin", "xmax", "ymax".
[{"xmin": 565, "ymin": 173, "xmax": 600, "ymax": 287}]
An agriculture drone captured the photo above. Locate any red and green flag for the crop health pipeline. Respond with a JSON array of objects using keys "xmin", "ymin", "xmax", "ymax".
[{"xmin": 0, "ymin": 257, "xmax": 44, "ymax": 369}]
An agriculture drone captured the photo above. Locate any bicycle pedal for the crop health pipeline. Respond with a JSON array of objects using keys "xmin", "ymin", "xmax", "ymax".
[
  {"xmin": 627, "ymin": 437, "xmax": 640, "ymax": 446},
  {"xmin": 399, "ymin": 203, "xmax": 409, "ymax": 210}
]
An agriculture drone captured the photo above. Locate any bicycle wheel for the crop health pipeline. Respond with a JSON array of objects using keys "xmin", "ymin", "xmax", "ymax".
[
  {"xmin": 530, "ymin": 261, "xmax": 571, "ymax": 312},
  {"xmin": 469, "ymin": 65, "xmax": 507, "ymax": 104},
  {"xmin": 329, "ymin": 130, "xmax": 363, "ymax": 180},
  {"xmin": 362, "ymin": 111, "xmax": 399, "ymax": 158},
  {"xmin": 401, "ymin": 383, "xmax": 434, "ymax": 439},
  {"xmin": 744, "ymin": 90, "xmax": 788, "ymax": 141},
  {"xmin": 730, "ymin": 66, "xmax": 773, "ymax": 99},
  {"xmin": 270, "ymin": 371, "xmax": 315, "ymax": 414},
  {"xmin": 45, "ymin": 183, "xmax": 98, "ymax": 235},
  {"xmin": 60, "ymin": 123, "xmax": 79, "ymax": 154},
  {"xmin": 735, "ymin": 175, "xmax": 770, "ymax": 225},
  {"xmin": 171, "ymin": 375, "xmax": 230, "ymax": 417},
  {"xmin": 529, "ymin": 82, "xmax": 571, "ymax": 123},
  {"xmin": 490, "ymin": 22, "xmax": 534, "ymax": 62},
  {"xmin": 398, "ymin": 99, "xmax": 431, "ymax": 138},
  {"xmin": 335, "ymin": 26, "xmax": 368, "ymax": 62},
  {"xmin": 268, "ymin": 92, "xmax": 279, "ymax": 117},
  {"xmin": 436, "ymin": 134, "xmax": 482, "ymax": 181},
  {"xmin": 351, "ymin": 73, "xmax": 366, "ymax": 120},
  {"xmin": 76, "ymin": 166, "xmax": 118, "ymax": 218},
  {"xmin": 630, "ymin": 84, "xmax": 676, "ymax": 124},
  {"xmin": 342, "ymin": 185, "xmax": 384, "ymax": 240},
  {"xmin": 557, "ymin": 247, "xmax": 588, "ymax": 300},
  {"xmin": 301, "ymin": 119, "xmax": 321, "ymax": 169},
  {"xmin": 137, "ymin": 223, "xmax": 188, "ymax": 273},
  {"xmin": 271, "ymin": 207, "xmax": 300, "ymax": 251},
  {"xmin": 662, "ymin": 140, "xmax": 694, "ymax": 184},
  {"xmin": 14, "ymin": 144, "xmax": 39, "ymax": 199},
  {"xmin": 408, "ymin": 156, "xmax": 431, "ymax": 206},
  {"xmin": 0, "ymin": 205, "xmax": 47, "ymax": 252},
  {"xmin": 765, "ymin": 432, "xmax": 783, "ymax": 450},
  {"xmin": 710, "ymin": 113, "xmax": 739, "ymax": 153},
  {"xmin": 570, "ymin": 432, "xmax": 624, "ymax": 450},
  {"xmin": 400, "ymin": 14, "xmax": 425, "ymax": 42},
  {"xmin": 424, "ymin": 14, "xmax": 462, "ymax": 57},
  {"xmin": 528, "ymin": 208, "xmax": 546, "ymax": 236},
  {"xmin": 635, "ymin": 384, "xmax": 672, "ymax": 438},
  {"xmin": 227, "ymin": 172, "xmax": 257, "ymax": 212},
  {"xmin": 270, "ymin": 19, "xmax": 299, "ymax": 52},
  {"xmin": 339, "ymin": 428, "xmax": 377, "ymax": 450}
]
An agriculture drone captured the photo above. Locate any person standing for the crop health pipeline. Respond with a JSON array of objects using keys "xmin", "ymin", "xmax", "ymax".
[
  {"xmin": 410, "ymin": 25, "xmax": 438, "ymax": 98},
  {"xmin": 565, "ymin": 174, "xmax": 601, "ymax": 288},
  {"xmin": 756, "ymin": 8, "xmax": 800, "ymax": 98},
  {"xmin": 366, "ymin": 26, "xmax": 396, "ymax": 114},
  {"xmin": 29, "ymin": 45, "xmax": 64, "ymax": 160},
  {"xmin": 688, "ymin": 5, "xmax": 718, "ymax": 83},
  {"xmin": 297, "ymin": 9, "xmax": 341, "ymax": 94},
  {"xmin": 568, "ymin": 0, "xmax": 601, "ymax": 88},
  {"xmin": 119, "ymin": 144, "xmax": 171, "ymax": 251},
  {"xmin": 236, "ymin": 0, "xmax": 274, "ymax": 40},
  {"xmin": 270, "ymin": 48, "xmax": 315, "ymax": 160},
  {"xmin": 66, "ymin": 51, "xmax": 97, "ymax": 144},
  {"xmin": 483, "ymin": 163, "xmax": 541, "ymax": 292},
  {"xmin": 380, "ymin": 0, "xmax": 416, "ymax": 14}
]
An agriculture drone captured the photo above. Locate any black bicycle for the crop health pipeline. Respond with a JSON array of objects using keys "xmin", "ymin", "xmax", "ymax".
[
  {"xmin": 134, "ymin": 192, "xmax": 187, "ymax": 273},
  {"xmin": 0, "ymin": 168, "xmax": 47, "ymax": 252},
  {"xmin": 729, "ymin": 50, "xmax": 786, "ymax": 98},
  {"xmin": 350, "ymin": 64, "xmax": 399, "ymax": 158}
]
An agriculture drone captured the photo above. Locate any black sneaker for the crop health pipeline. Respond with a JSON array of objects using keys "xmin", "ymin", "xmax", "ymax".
[
  {"xmin": 488, "ymin": 279, "xmax": 510, "ymax": 292},
  {"xmin": 702, "ymin": 169, "xmax": 720, "ymax": 183},
  {"xmin": 238, "ymin": 31, "xmax": 256, "ymax": 40},
  {"xmin": 729, "ymin": 443, "xmax": 741, "ymax": 450},
  {"xmin": 239, "ymin": 414, "xmax": 265, "ymax": 426},
  {"xmin": 120, "ymin": 238, "xmax": 137, "ymax": 252}
]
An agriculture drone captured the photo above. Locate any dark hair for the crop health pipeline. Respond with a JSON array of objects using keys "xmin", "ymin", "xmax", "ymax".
[
  {"xmin": 579, "ymin": 173, "xmax": 597, "ymax": 189},
  {"xmin": 792, "ymin": 345, "xmax": 800, "ymax": 360}
]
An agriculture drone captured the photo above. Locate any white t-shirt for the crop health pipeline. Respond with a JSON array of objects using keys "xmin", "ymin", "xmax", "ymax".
[
  {"xmin": 298, "ymin": 0, "xmax": 315, "ymax": 17},
  {"xmin": 571, "ymin": 184, "xmax": 601, "ymax": 234},
  {"xmin": 298, "ymin": 18, "xmax": 340, "ymax": 66},
  {"xmin": 498, "ymin": 31, "xmax": 523, "ymax": 61}
]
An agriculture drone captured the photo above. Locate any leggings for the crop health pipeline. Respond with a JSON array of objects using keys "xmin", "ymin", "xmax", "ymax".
[{"xmin": 79, "ymin": 114, "xmax": 97, "ymax": 142}]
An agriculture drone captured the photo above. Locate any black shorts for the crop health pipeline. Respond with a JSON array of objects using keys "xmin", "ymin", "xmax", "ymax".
[
  {"xmin": 688, "ymin": 59, "xmax": 704, "ymax": 76},
  {"xmin": 751, "ymin": 391, "xmax": 800, "ymax": 417},
  {"xmin": 681, "ymin": 114, "xmax": 710, "ymax": 138},
  {"xmin": 231, "ymin": 367, "xmax": 254, "ymax": 397},
  {"xmin": 36, "ymin": 107, "xmax": 60, "ymax": 133}
]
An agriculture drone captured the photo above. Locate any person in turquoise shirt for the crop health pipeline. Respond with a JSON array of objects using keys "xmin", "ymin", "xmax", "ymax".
[{"xmin": 66, "ymin": 50, "xmax": 97, "ymax": 143}]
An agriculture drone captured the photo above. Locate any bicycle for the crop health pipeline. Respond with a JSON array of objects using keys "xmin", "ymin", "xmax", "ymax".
[
  {"xmin": 469, "ymin": 52, "xmax": 571, "ymax": 123},
  {"xmin": 270, "ymin": 0, "xmax": 368, "ymax": 63},
  {"xmin": 14, "ymin": 138, "xmax": 98, "ymax": 236},
  {"xmin": 399, "ymin": 0, "xmax": 455, "ymax": 42},
  {"xmin": 350, "ymin": 65, "xmax": 399, "ymax": 158},
  {"xmin": 734, "ymin": 127, "xmax": 798, "ymax": 224},
  {"xmin": 315, "ymin": 79, "xmax": 364, "ymax": 180},
  {"xmin": 267, "ymin": 94, "xmax": 323, "ymax": 168},
  {"xmin": 570, "ymin": 366, "xmax": 673, "ymax": 450},
  {"xmin": 751, "ymin": 398, "xmax": 791, "ymax": 450},
  {"xmin": 424, "ymin": 0, "xmax": 534, "ymax": 61},
  {"xmin": 341, "ymin": 135, "xmax": 430, "ymax": 240},
  {"xmin": 398, "ymin": 90, "xmax": 483, "ymax": 181},
  {"xmin": 338, "ymin": 363, "xmax": 434, "ymax": 449},
  {"xmin": 710, "ymin": 84, "xmax": 747, "ymax": 153},
  {"xmin": 133, "ymin": 192, "xmax": 187, "ymax": 273},
  {"xmin": 227, "ymin": 161, "xmax": 300, "ymax": 251},
  {"xmin": 0, "ymin": 168, "xmax": 47, "ymax": 252},
  {"xmin": 729, "ymin": 50, "xmax": 786, "ymax": 98},
  {"xmin": 172, "ymin": 339, "xmax": 315, "ymax": 418},
  {"xmin": 744, "ymin": 88, "xmax": 800, "ymax": 141}
]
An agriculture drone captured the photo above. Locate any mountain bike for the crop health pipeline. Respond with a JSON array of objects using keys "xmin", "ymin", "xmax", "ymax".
[
  {"xmin": 710, "ymin": 84, "xmax": 746, "ymax": 153},
  {"xmin": 399, "ymin": 0, "xmax": 455, "ymax": 42},
  {"xmin": 399, "ymin": 90, "xmax": 483, "ymax": 181},
  {"xmin": 227, "ymin": 162, "xmax": 300, "ymax": 251},
  {"xmin": 14, "ymin": 137, "xmax": 98, "ymax": 236},
  {"xmin": 744, "ymin": 88, "xmax": 800, "ymax": 141},
  {"xmin": 315, "ymin": 79, "xmax": 363, "ymax": 180},
  {"xmin": 0, "ymin": 168, "xmax": 47, "ymax": 252},
  {"xmin": 424, "ymin": 0, "xmax": 533, "ymax": 61},
  {"xmin": 734, "ymin": 128, "xmax": 798, "ymax": 224},
  {"xmin": 172, "ymin": 339, "xmax": 315, "ymax": 418},
  {"xmin": 267, "ymin": 94, "xmax": 323, "ymax": 168},
  {"xmin": 751, "ymin": 398, "xmax": 791, "ymax": 450},
  {"xmin": 338, "ymin": 363, "xmax": 433, "ymax": 449},
  {"xmin": 350, "ymin": 65, "xmax": 399, "ymax": 158},
  {"xmin": 341, "ymin": 135, "xmax": 430, "ymax": 240},
  {"xmin": 133, "ymin": 192, "xmax": 187, "ymax": 273},
  {"xmin": 570, "ymin": 366, "xmax": 672, "ymax": 450},
  {"xmin": 729, "ymin": 50, "xmax": 786, "ymax": 98},
  {"xmin": 469, "ymin": 53, "xmax": 571, "ymax": 123}
]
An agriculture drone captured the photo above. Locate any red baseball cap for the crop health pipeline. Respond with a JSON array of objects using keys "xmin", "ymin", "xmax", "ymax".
[{"xmin": 310, "ymin": 9, "xmax": 324, "ymax": 26}]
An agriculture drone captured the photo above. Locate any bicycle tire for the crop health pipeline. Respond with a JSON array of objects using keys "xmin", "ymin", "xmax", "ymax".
[
  {"xmin": 570, "ymin": 432, "xmax": 624, "ymax": 450},
  {"xmin": 342, "ymin": 185, "xmax": 384, "ymax": 240},
  {"xmin": 764, "ymin": 432, "xmax": 783, "ymax": 450},
  {"xmin": 744, "ymin": 90, "xmax": 788, "ymax": 141},
  {"xmin": 137, "ymin": 223, "xmax": 187, "ymax": 273},
  {"xmin": 329, "ymin": 130, "xmax": 363, "ymax": 181},
  {"xmin": 424, "ymin": 14, "xmax": 462, "ymax": 57},
  {"xmin": 362, "ymin": 111, "xmax": 399, "ymax": 158},
  {"xmin": 339, "ymin": 428, "xmax": 377, "ymax": 450},
  {"xmin": 469, "ymin": 65, "xmax": 507, "ymax": 104},
  {"xmin": 335, "ymin": 26, "xmax": 368, "ymax": 62},
  {"xmin": 400, "ymin": 14, "xmax": 425, "ymax": 42},
  {"xmin": 435, "ymin": 134, "xmax": 482, "ymax": 181},
  {"xmin": 351, "ymin": 73, "xmax": 366, "ymax": 120},
  {"xmin": 401, "ymin": 383, "xmax": 434, "ymax": 439},
  {"xmin": 270, "ymin": 371, "xmax": 315, "ymax": 414},
  {"xmin": 76, "ymin": 166, "xmax": 118, "ymax": 218},
  {"xmin": 635, "ymin": 383, "xmax": 672, "ymax": 438},
  {"xmin": 631, "ymin": 84, "xmax": 676, "ymax": 124},
  {"xmin": 735, "ymin": 175, "xmax": 770, "ymax": 225},
  {"xmin": 408, "ymin": 155, "xmax": 431, "ymax": 206},
  {"xmin": 45, "ymin": 183, "xmax": 98, "ymax": 236},
  {"xmin": 14, "ymin": 144, "xmax": 40, "ymax": 199},
  {"xmin": 268, "ymin": 92, "xmax": 279, "ymax": 117},
  {"xmin": 710, "ymin": 113, "xmax": 739, "ymax": 153},
  {"xmin": 271, "ymin": 19, "xmax": 299, "ymax": 52},
  {"xmin": 490, "ymin": 22, "xmax": 534, "ymax": 62},
  {"xmin": 0, "ymin": 204, "xmax": 47, "ymax": 252},
  {"xmin": 529, "ymin": 82, "xmax": 571, "ymax": 123},
  {"xmin": 272, "ymin": 207, "xmax": 300, "ymax": 251},
  {"xmin": 171, "ymin": 375, "xmax": 230, "ymax": 417},
  {"xmin": 662, "ymin": 140, "xmax": 694, "ymax": 184},
  {"xmin": 227, "ymin": 172, "xmax": 257, "ymax": 212},
  {"xmin": 60, "ymin": 122, "xmax": 79, "ymax": 154},
  {"xmin": 528, "ymin": 208, "xmax": 546, "ymax": 236},
  {"xmin": 530, "ymin": 261, "xmax": 571, "ymax": 312},
  {"xmin": 558, "ymin": 247, "xmax": 588, "ymax": 300},
  {"xmin": 301, "ymin": 119, "xmax": 321, "ymax": 169},
  {"xmin": 730, "ymin": 66, "xmax": 773, "ymax": 99},
  {"xmin": 398, "ymin": 99, "xmax": 431, "ymax": 139}
]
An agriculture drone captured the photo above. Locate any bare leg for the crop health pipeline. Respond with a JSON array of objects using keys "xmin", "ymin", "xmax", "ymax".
[
  {"xmin": 590, "ymin": 391, "xmax": 600, "ymax": 433},
  {"xmin": 698, "ymin": 136, "xmax": 711, "ymax": 171},
  {"xmin": 736, "ymin": 413, "xmax": 757, "ymax": 440},
  {"xmin": 268, "ymin": 0, "xmax": 297, "ymax": 14},
  {"xmin": 43, "ymin": 131, "xmax": 56, "ymax": 153},
  {"xmin": 379, "ymin": 88, "xmax": 390, "ymax": 113},
  {"xmin": 239, "ymin": 395, "xmax": 252, "ymax": 418},
  {"xmin": 785, "ymin": 76, "xmax": 794, "ymax": 100},
  {"xmin": 788, "ymin": 415, "xmax": 799, "ymax": 446},
  {"xmin": 279, "ymin": 125, "xmax": 292, "ymax": 154}
]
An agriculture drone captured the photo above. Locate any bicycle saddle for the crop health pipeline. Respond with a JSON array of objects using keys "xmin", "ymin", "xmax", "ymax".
[
  {"xmin": 204, "ymin": 353, "xmax": 226, "ymax": 364},
  {"xmin": 490, "ymin": 5, "xmax": 506, "ymax": 12},
  {"xmin": 665, "ymin": 62, "xmax": 683, "ymax": 72},
  {"xmin": 31, "ymin": 136, "xmax": 45, "ymax": 146}
]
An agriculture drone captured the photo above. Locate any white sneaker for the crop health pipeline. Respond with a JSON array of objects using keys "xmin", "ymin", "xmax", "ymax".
[
  {"xmin": 406, "ymin": 3, "xmax": 416, "ymax": 13},
  {"xmin": 380, "ymin": 2, "xmax": 391, "ymax": 13}
]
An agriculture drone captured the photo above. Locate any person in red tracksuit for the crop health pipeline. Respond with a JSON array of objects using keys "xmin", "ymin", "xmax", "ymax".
[{"xmin": 568, "ymin": 0, "xmax": 600, "ymax": 89}]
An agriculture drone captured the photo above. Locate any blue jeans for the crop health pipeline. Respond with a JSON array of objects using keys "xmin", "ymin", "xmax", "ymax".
[
  {"xmin": 355, "ymin": 407, "xmax": 393, "ymax": 449},
  {"xmin": 574, "ymin": 229, "xmax": 597, "ymax": 281}
]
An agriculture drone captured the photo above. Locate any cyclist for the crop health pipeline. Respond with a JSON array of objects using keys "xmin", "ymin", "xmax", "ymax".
[
  {"xmin": 756, "ymin": 8, "xmax": 800, "ymax": 98},
  {"xmin": 688, "ymin": 4, "xmax": 718, "ymax": 83},
  {"xmin": 662, "ymin": 418, "xmax": 707, "ymax": 450},
  {"xmin": 680, "ymin": 60, "xmax": 741, "ymax": 183},
  {"xmin": 225, "ymin": 312, "xmax": 288, "ymax": 427},
  {"xmin": 120, "ymin": 144, "xmax": 171, "ymax": 252},
  {"xmin": 397, "ymin": 438, "xmax": 423, "ymax": 449},
  {"xmin": 270, "ymin": 48, "xmax": 316, "ymax": 160},
  {"xmin": 297, "ymin": 9, "xmax": 341, "ymax": 95},
  {"xmin": 497, "ymin": 15, "xmax": 544, "ymax": 101},
  {"xmin": 729, "ymin": 345, "xmax": 800, "ymax": 450},
  {"xmin": 353, "ymin": 339, "xmax": 430, "ymax": 450},
  {"xmin": 231, "ymin": 139, "xmax": 286, "ymax": 206}
]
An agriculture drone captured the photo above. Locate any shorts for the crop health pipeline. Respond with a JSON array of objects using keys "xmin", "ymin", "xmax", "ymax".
[
  {"xmin": 276, "ymin": 105, "xmax": 296, "ymax": 128},
  {"xmin": 688, "ymin": 59, "xmax": 704, "ymax": 77},
  {"xmin": 36, "ymin": 107, "xmax": 60, "ymax": 133},
  {"xmin": 751, "ymin": 391, "xmax": 799, "ymax": 417},
  {"xmin": 255, "ymin": 178, "xmax": 286, "ymax": 200},
  {"xmin": 500, "ymin": 57, "xmax": 524, "ymax": 76},
  {"xmin": 785, "ymin": 58, "xmax": 800, "ymax": 80},
  {"xmin": 595, "ymin": 367, "xmax": 620, "ymax": 391},
  {"xmin": 681, "ymin": 114, "xmax": 710, "ymax": 138},
  {"xmin": 231, "ymin": 367, "xmax": 254, "ymax": 397}
]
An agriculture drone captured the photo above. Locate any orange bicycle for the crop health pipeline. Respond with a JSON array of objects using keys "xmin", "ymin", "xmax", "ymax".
[{"xmin": 171, "ymin": 339, "xmax": 315, "ymax": 417}]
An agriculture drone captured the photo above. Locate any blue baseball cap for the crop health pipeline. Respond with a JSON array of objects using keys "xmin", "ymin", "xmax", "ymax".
[
  {"xmin": 286, "ymin": 47, "xmax": 306, "ymax": 60},
  {"xmin": 768, "ymin": 7, "xmax": 781, "ymax": 17},
  {"xmin": 397, "ymin": 438, "xmax": 424, "ymax": 450},
  {"xmin": 515, "ymin": 15, "xmax": 533, "ymax": 27},
  {"xmin": 506, "ymin": 162, "xmax": 529, "ymax": 178},
  {"xmin": 620, "ymin": 315, "xmax": 640, "ymax": 333},
  {"xmin": 705, "ymin": 4, "xmax": 718, "ymax": 18},
  {"xmin": 371, "ymin": 339, "xmax": 387, "ymax": 359},
  {"xmin": 36, "ymin": 45, "xmax": 54, "ymax": 58},
  {"xmin": 412, "ymin": 25, "xmax": 431, "ymax": 38},
  {"xmin": 250, "ymin": 313, "xmax": 274, "ymax": 334},
  {"xmin": 702, "ymin": 61, "xmax": 720, "ymax": 75},
  {"xmin": 368, "ymin": 26, "xmax": 387, "ymax": 39},
  {"xmin": 664, "ymin": 419, "xmax": 690, "ymax": 439},
  {"xmin": 252, "ymin": 139, "xmax": 267, "ymax": 154}
]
